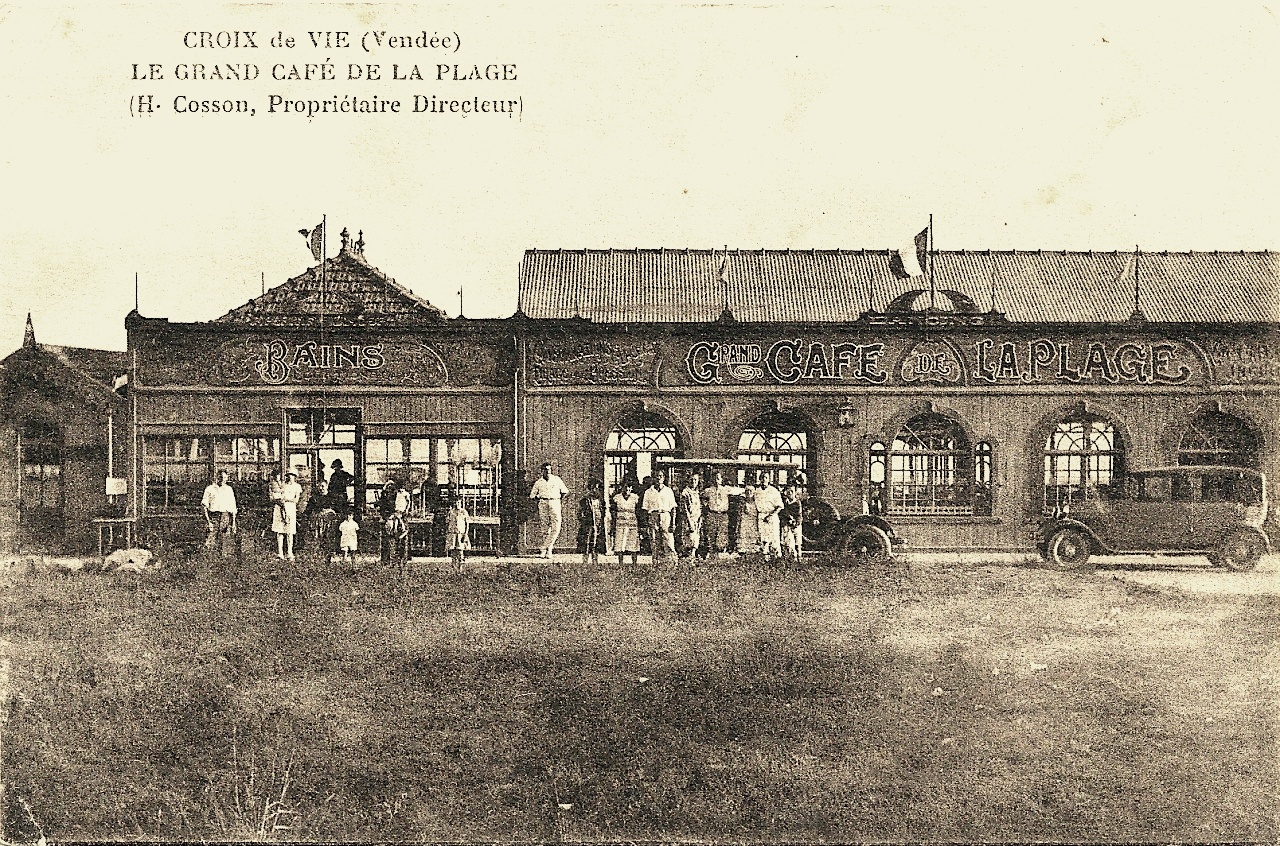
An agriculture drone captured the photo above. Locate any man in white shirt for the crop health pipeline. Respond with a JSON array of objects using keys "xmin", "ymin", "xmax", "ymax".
[
  {"xmin": 701, "ymin": 471, "xmax": 743, "ymax": 557},
  {"xmin": 201, "ymin": 469, "xmax": 238, "ymax": 557},
  {"xmin": 529, "ymin": 462, "xmax": 569, "ymax": 559},
  {"xmin": 642, "ymin": 470, "xmax": 678, "ymax": 563}
]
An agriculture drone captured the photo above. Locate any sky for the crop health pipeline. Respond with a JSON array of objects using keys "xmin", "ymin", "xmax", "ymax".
[{"xmin": 0, "ymin": 1, "xmax": 1276, "ymax": 351}]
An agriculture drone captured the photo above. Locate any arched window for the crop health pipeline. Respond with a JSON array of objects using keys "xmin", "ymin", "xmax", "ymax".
[
  {"xmin": 1043, "ymin": 413, "xmax": 1123, "ymax": 514},
  {"xmin": 736, "ymin": 411, "xmax": 813, "ymax": 488},
  {"xmin": 1178, "ymin": 409, "xmax": 1259, "ymax": 468},
  {"xmin": 888, "ymin": 413, "xmax": 972, "ymax": 515},
  {"xmin": 605, "ymin": 410, "xmax": 681, "ymax": 492},
  {"xmin": 20, "ymin": 419, "xmax": 63, "ymax": 509}
]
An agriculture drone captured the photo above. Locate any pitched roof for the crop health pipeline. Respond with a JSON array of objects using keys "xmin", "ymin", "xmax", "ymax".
[
  {"xmin": 216, "ymin": 244, "xmax": 446, "ymax": 327},
  {"xmin": 0, "ymin": 341, "xmax": 129, "ymax": 411},
  {"xmin": 36, "ymin": 344, "xmax": 130, "ymax": 391},
  {"xmin": 518, "ymin": 249, "xmax": 1280, "ymax": 324}
]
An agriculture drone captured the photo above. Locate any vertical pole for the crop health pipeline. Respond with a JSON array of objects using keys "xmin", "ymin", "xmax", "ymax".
[
  {"xmin": 130, "ymin": 349, "xmax": 139, "ymax": 523},
  {"xmin": 1133, "ymin": 244, "xmax": 1141, "ymax": 315},
  {"xmin": 927, "ymin": 213, "xmax": 936, "ymax": 311},
  {"xmin": 134, "ymin": 272, "xmax": 139, "ymax": 312}
]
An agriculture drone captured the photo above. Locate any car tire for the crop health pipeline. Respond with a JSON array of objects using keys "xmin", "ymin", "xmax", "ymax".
[
  {"xmin": 1216, "ymin": 529, "xmax": 1266, "ymax": 572},
  {"xmin": 837, "ymin": 524, "xmax": 892, "ymax": 566},
  {"xmin": 1047, "ymin": 527, "xmax": 1092, "ymax": 570}
]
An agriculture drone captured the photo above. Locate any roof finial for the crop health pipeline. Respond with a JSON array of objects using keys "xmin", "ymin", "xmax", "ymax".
[
  {"xmin": 355, "ymin": 229, "xmax": 365, "ymax": 255},
  {"xmin": 340, "ymin": 227, "xmax": 350, "ymax": 251},
  {"xmin": 23, "ymin": 312, "xmax": 35, "ymax": 348}
]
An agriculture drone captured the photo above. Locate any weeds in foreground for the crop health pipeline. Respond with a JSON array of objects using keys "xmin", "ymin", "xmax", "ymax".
[{"xmin": 202, "ymin": 719, "xmax": 299, "ymax": 839}]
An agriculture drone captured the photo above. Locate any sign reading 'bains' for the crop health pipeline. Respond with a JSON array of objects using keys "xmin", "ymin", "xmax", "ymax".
[{"xmin": 684, "ymin": 338, "xmax": 1207, "ymax": 386}]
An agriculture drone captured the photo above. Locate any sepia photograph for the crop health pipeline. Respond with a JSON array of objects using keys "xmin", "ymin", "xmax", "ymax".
[{"xmin": 0, "ymin": 2, "xmax": 1276, "ymax": 842}]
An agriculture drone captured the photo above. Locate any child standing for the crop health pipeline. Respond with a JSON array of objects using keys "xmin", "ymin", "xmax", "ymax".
[
  {"xmin": 577, "ymin": 479, "xmax": 607, "ymax": 570},
  {"xmin": 446, "ymin": 494, "xmax": 470, "ymax": 572},
  {"xmin": 338, "ymin": 512, "xmax": 360, "ymax": 566}
]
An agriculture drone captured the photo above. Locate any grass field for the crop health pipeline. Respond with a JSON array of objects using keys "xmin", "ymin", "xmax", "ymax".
[{"xmin": 1, "ymin": 550, "xmax": 1277, "ymax": 842}]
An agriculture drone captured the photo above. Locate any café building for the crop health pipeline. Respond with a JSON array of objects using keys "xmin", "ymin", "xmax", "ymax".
[
  {"xmin": 514, "ymin": 247, "xmax": 1279, "ymax": 551},
  {"xmin": 7, "ymin": 233, "xmax": 1276, "ymax": 557}
]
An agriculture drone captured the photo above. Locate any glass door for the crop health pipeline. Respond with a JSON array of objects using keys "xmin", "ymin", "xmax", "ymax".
[{"xmin": 287, "ymin": 408, "xmax": 360, "ymax": 514}]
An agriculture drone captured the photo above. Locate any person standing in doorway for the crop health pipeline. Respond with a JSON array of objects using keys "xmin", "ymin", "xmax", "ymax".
[
  {"xmin": 642, "ymin": 470, "xmax": 677, "ymax": 567},
  {"xmin": 529, "ymin": 462, "xmax": 569, "ymax": 559},
  {"xmin": 327, "ymin": 459, "xmax": 354, "ymax": 515},
  {"xmin": 201, "ymin": 469, "xmax": 238, "ymax": 558}
]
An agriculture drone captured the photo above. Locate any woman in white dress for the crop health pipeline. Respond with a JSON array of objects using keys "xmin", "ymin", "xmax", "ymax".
[
  {"xmin": 611, "ymin": 480, "xmax": 640, "ymax": 568},
  {"xmin": 274, "ymin": 470, "xmax": 302, "ymax": 560}
]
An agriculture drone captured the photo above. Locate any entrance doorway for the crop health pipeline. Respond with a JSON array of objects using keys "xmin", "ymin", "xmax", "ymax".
[
  {"xmin": 603, "ymin": 411, "xmax": 683, "ymax": 553},
  {"xmin": 286, "ymin": 408, "xmax": 359, "ymax": 513}
]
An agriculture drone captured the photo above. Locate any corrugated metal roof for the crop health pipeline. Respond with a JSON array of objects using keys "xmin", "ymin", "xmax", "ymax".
[{"xmin": 519, "ymin": 249, "xmax": 1280, "ymax": 324}]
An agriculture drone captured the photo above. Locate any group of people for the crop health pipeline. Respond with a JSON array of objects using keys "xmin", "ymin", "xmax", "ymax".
[
  {"xmin": 531, "ymin": 461, "xmax": 806, "ymax": 568},
  {"xmin": 200, "ymin": 459, "xmax": 362, "ymax": 563},
  {"xmin": 374, "ymin": 478, "xmax": 472, "ymax": 571}
]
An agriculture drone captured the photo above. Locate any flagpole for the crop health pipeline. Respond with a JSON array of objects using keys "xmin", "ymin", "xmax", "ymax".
[
  {"xmin": 1133, "ymin": 244, "xmax": 1140, "ymax": 315},
  {"xmin": 928, "ymin": 213, "xmax": 936, "ymax": 310}
]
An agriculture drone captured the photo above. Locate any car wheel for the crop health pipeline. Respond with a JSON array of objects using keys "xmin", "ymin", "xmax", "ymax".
[
  {"xmin": 1047, "ymin": 528, "xmax": 1092, "ymax": 570},
  {"xmin": 1216, "ymin": 529, "xmax": 1265, "ymax": 572},
  {"xmin": 838, "ymin": 525, "xmax": 892, "ymax": 566}
]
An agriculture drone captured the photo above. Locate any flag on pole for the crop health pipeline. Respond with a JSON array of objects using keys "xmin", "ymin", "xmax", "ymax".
[
  {"xmin": 890, "ymin": 227, "xmax": 929, "ymax": 279},
  {"xmin": 299, "ymin": 221, "xmax": 325, "ymax": 262}
]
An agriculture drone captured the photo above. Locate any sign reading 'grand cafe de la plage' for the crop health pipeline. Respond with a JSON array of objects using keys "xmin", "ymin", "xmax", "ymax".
[{"xmin": 1, "ymin": 231, "xmax": 1276, "ymax": 556}]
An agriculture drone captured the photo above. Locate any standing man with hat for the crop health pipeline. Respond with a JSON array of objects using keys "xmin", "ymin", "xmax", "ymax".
[{"xmin": 529, "ymin": 462, "xmax": 569, "ymax": 559}]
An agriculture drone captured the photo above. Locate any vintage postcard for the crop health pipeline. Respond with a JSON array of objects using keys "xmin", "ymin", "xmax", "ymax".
[{"xmin": 0, "ymin": 2, "xmax": 1276, "ymax": 842}]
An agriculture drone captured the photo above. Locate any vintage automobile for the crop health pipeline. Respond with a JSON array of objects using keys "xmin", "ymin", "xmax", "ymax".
[{"xmin": 1039, "ymin": 465, "xmax": 1270, "ymax": 571}]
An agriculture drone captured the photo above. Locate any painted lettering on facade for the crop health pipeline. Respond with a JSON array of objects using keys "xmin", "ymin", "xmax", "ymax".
[
  {"xmin": 1203, "ymin": 340, "xmax": 1280, "ymax": 384},
  {"xmin": 255, "ymin": 340, "xmax": 386, "ymax": 385},
  {"xmin": 971, "ymin": 339, "xmax": 1200, "ymax": 384},
  {"xmin": 147, "ymin": 336, "xmax": 455, "ymax": 387},
  {"xmin": 686, "ymin": 340, "xmax": 887, "ymax": 386},
  {"xmin": 681, "ymin": 336, "xmax": 1208, "ymax": 388},
  {"xmin": 900, "ymin": 341, "xmax": 964, "ymax": 385}
]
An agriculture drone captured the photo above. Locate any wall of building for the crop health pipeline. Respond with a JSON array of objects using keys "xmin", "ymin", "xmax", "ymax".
[{"xmin": 517, "ymin": 323, "xmax": 1280, "ymax": 553}]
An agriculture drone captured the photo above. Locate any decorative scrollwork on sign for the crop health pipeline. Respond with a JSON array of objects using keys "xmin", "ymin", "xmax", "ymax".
[
  {"xmin": 899, "ymin": 340, "xmax": 965, "ymax": 386},
  {"xmin": 530, "ymin": 340, "xmax": 657, "ymax": 386}
]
